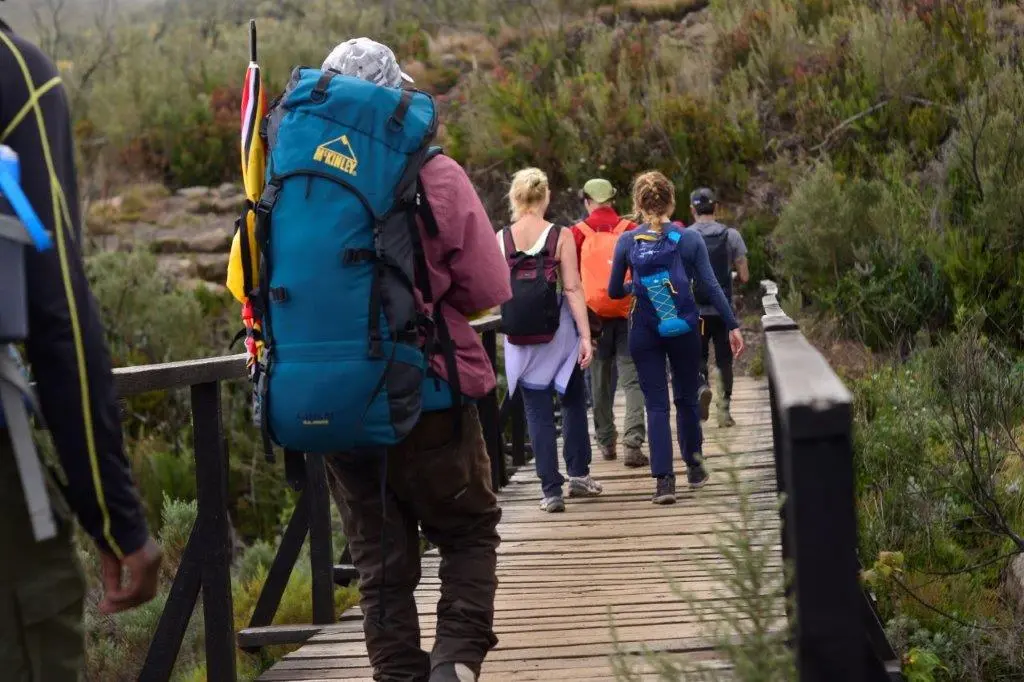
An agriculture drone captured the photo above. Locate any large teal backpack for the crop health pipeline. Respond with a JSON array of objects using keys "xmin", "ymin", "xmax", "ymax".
[{"xmin": 252, "ymin": 68, "xmax": 460, "ymax": 455}]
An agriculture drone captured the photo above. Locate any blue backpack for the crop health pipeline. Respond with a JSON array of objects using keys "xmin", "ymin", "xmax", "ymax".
[
  {"xmin": 251, "ymin": 68, "xmax": 460, "ymax": 455},
  {"xmin": 631, "ymin": 227, "xmax": 693, "ymax": 338}
]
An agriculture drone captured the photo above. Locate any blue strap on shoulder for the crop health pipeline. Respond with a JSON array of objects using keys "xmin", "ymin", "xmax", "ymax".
[{"xmin": 0, "ymin": 146, "xmax": 52, "ymax": 251}]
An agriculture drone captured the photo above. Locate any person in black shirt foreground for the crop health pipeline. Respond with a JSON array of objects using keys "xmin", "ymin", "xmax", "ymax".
[{"xmin": 0, "ymin": 15, "xmax": 161, "ymax": 679}]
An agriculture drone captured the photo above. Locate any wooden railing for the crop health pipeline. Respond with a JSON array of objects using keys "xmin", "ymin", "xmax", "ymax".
[
  {"xmin": 761, "ymin": 281, "xmax": 903, "ymax": 681},
  {"xmin": 115, "ymin": 289, "xmax": 909, "ymax": 680},
  {"xmin": 113, "ymin": 315, "xmax": 521, "ymax": 681}
]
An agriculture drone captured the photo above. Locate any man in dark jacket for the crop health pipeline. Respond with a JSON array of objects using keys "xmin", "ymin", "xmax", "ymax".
[
  {"xmin": 689, "ymin": 188, "xmax": 749, "ymax": 427},
  {"xmin": 0, "ymin": 19, "xmax": 161, "ymax": 679}
]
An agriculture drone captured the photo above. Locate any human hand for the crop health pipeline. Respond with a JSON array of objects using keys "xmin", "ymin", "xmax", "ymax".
[
  {"xmin": 98, "ymin": 536, "xmax": 163, "ymax": 615},
  {"xmin": 579, "ymin": 339, "xmax": 593, "ymax": 369},
  {"xmin": 729, "ymin": 329, "xmax": 745, "ymax": 359}
]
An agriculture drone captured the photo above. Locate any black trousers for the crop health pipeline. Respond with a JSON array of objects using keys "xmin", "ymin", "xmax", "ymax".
[{"xmin": 700, "ymin": 315, "xmax": 734, "ymax": 400}]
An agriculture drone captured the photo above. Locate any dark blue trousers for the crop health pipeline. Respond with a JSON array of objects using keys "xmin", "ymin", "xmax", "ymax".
[
  {"xmin": 629, "ymin": 322, "xmax": 703, "ymax": 477},
  {"xmin": 521, "ymin": 367, "xmax": 592, "ymax": 498}
]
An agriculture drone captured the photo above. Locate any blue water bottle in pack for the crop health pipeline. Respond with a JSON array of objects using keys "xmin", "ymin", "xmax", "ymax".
[{"xmin": 638, "ymin": 231, "xmax": 691, "ymax": 338}]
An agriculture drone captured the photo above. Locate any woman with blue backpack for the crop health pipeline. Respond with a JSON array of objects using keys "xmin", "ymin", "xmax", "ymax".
[
  {"xmin": 608, "ymin": 171, "xmax": 745, "ymax": 504},
  {"xmin": 499, "ymin": 168, "xmax": 601, "ymax": 513}
]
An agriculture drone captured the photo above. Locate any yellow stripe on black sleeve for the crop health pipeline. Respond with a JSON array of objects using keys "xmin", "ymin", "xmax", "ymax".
[
  {"xmin": 0, "ymin": 32, "xmax": 124, "ymax": 558},
  {"xmin": 0, "ymin": 75, "xmax": 61, "ymax": 143}
]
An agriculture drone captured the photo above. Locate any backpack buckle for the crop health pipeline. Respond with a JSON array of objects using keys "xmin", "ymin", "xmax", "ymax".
[{"xmin": 256, "ymin": 182, "xmax": 280, "ymax": 217}]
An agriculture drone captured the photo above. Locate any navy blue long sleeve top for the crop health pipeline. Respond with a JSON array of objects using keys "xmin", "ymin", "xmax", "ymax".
[
  {"xmin": 1, "ymin": 23, "xmax": 149, "ymax": 558},
  {"xmin": 608, "ymin": 223, "xmax": 740, "ymax": 331}
]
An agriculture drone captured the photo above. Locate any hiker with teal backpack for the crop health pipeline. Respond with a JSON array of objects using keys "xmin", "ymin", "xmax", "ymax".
[
  {"xmin": 249, "ymin": 38, "xmax": 511, "ymax": 682},
  {"xmin": 608, "ymin": 172, "xmax": 744, "ymax": 505}
]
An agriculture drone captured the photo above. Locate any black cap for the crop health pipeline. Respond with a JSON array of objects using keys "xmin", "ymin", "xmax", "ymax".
[{"xmin": 690, "ymin": 187, "xmax": 716, "ymax": 207}]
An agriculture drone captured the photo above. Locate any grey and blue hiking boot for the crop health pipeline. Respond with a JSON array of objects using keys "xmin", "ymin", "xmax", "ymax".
[
  {"xmin": 430, "ymin": 662, "xmax": 477, "ymax": 682},
  {"xmin": 568, "ymin": 475, "xmax": 604, "ymax": 498},
  {"xmin": 698, "ymin": 384, "xmax": 713, "ymax": 422},
  {"xmin": 652, "ymin": 475, "xmax": 677, "ymax": 504},
  {"xmin": 687, "ymin": 462, "xmax": 710, "ymax": 489},
  {"xmin": 540, "ymin": 495, "xmax": 565, "ymax": 513}
]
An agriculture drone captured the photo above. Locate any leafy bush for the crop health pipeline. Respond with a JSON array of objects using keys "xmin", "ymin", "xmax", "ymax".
[
  {"xmin": 853, "ymin": 333, "xmax": 1024, "ymax": 680},
  {"xmin": 446, "ymin": 25, "xmax": 763, "ymax": 220},
  {"xmin": 773, "ymin": 155, "xmax": 952, "ymax": 350},
  {"xmin": 82, "ymin": 495, "xmax": 359, "ymax": 682}
]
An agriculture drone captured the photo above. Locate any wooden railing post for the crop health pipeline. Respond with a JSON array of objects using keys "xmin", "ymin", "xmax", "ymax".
[
  {"xmin": 138, "ymin": 379, "xmax": 236, "ymax": 682},
  {"xmin": 480, "ymin": 328, "xmax": 505, "ymax": 490},
  {"xmin": 761, "ymin": 281, "xmax": 902, "ymax": 682},
  {"xmin": 191, "ymin": 381, "xmax": 237, "ymax": 682},
  {"xmin": 306, "ymin": 453, "xmax": 335, "ymax": 625}
]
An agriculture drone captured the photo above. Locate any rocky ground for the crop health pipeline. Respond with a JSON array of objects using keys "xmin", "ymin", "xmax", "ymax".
[{"xmin": 86, "ymin": 183, "xmax": 245, "ymax": 294}]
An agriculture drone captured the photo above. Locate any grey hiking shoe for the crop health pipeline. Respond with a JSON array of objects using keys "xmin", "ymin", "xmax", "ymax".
[
  {"xmin": 568, "ymin": 475, "xmax": 604, "ymax": 497},
  {"xmin": 430, "ymin": 663, "xmax": 477, "ymax": 682},
  {"xmin": 687, "ymin": 462, "xmax": 710, "ymax": 489},
  {"xmin": 540, "ymin": 496, "xmax": 565, "ymax": 513},
  {"xmin": 717, "ymin": 399, "xmax": 736, "ymax": 428},
  {"xmin": 698, "ymin": 384, "xmax": 713, "ymax": 422},
  {"xmin": 652, "ymin": 475, "xmax": 676, "ymax": 505},
  {"xmin": 600, "ymin": 442, "xmax": 617, "ymax": 461},
  {"xmin": 623, "ymin": 445, "xmax": 649, "ymax": 468}
]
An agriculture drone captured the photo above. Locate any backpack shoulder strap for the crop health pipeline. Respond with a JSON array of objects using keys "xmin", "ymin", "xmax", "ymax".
[
  {"xmin": 502, "ymin": 227, "xmax": 517, "ymax": 259},
  {"xmin": 574, "ymin": 221, "xmax": 595, "ymax": 239},
  {"xmin": 543, "ymin": 224, "xmax": 562, "ymax": 256},
  {"xmin": 613, "ymin": 218, "xmax": 632, "ymax": 235}
]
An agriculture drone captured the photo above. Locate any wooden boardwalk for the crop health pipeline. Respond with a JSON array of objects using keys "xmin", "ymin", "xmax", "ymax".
[{"xmin": 261, "ymin": 376, "xmax": 779, "ymax": 681}]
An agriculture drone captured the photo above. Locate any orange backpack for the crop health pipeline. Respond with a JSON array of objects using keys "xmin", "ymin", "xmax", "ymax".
[{"xmin": 575, "ymin": 219, "xmax": 632, "ymax": 319}]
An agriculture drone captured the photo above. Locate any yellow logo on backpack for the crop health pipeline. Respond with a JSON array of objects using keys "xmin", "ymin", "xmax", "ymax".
[
  {"xmin": 313, "ymin": 134, "xmax": 358, "ymax": 176},
  {"xmin": 576, "ymin": 219, "xmax": 632, "ymax": 319}
]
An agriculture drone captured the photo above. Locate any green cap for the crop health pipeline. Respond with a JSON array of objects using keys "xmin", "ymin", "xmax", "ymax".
[{"xmin": 580, "ymin": 178, "xmax": 616, "ymax": 204}]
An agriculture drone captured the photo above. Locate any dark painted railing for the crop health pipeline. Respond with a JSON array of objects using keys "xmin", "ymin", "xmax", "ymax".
[
  {"xmin": 116, "ymin": 288, "xmax": 907, "ymax": 680},
  {"xmin": 761, "ymin": 281, "xmax": 903, "ymax": 681},
  {"xmin": 112, "ymin": 315, "xmax": 521, "ymax": 681}
]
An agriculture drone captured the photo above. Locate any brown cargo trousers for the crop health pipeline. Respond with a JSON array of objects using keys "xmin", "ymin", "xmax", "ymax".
[
  {"xmin": 326, "ymin": 405, "xmax": 501, "ymax": 682},
  {"xmin": 0, "ymin": 440, "xmax": 86, "ymax": 682}
]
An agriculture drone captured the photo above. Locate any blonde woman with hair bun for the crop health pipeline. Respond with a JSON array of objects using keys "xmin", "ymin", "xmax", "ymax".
[
  {"xmin": 498, "ymin": 167, "xmax": 603, "ymax": 513},
  {"xmin": 607, "ymin": 171, "xmax": 745, "ymax": 505}
]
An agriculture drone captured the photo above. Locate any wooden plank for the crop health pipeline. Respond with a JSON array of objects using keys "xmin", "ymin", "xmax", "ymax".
[{"xmin": 259, "ymin": 377, "xmax": 782, "ymax": 682}]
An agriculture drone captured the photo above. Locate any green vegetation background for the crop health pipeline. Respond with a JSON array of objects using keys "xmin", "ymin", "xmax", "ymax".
[{"xmin": 9, "ymin": 0, "xmax": 1024, "ymax": 679}]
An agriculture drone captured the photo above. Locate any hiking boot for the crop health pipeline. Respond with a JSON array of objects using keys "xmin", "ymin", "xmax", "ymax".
[
  {"xmin": 652, "ymin": 475, "xmax": 676, "ymax": 505},
  {"xmin": 687, "ymin": 462, "xmax": 710, "ymax": 489},
  {"xmin": 717, "ymin": 399, "xmax": 736, "ymax": 428},
  {"xmin": 599, "ymin": 442, "xmax": 617, "ymax": 461},
  {"xmin": 698, "ymin": 384, "xmax": 713, "ymax": 422},
  {"xmin": 430, "ymin": 663, "xmax": 477, "ymax": 682},
  {"xmin": 540, "ymin": 496, "xmax": 565, "ymax": 513},
  {"xmin": 568, "ymin": 475, "xmax": 604, "ymax": 498},
  {"xmin": 623, "ymin": 445, "xmax": 649, "ymax": 468}
]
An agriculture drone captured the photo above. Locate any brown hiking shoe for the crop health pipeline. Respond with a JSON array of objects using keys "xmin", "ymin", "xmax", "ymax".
[
  {"xmin": 600, "ymin": 442, "xmax": 617, "ymax": 461},
  {"xmin": 698, "ymin": 384, "xmax": 713, "ymax": 422},
  {"xmin": 717, "ymin": 400, "xmax": 736, "ymax": 428},
  {"xmin": 623, "ymin": 446, "xmax": 649, "ymax": 468}
]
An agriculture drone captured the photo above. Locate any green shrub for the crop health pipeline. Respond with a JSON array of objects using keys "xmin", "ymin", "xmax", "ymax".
[
  {"xmin": 936, "ymin": 66, "xmax": 1024, "ymax": 346},
  {"xmin": 446, "ymin": 26, "xmax": 762, "ymax": 219},
  {"xmin": 774, "ymin": 154, "xmax": 952, "ymax": 350},
  {"xmin": 853, "ymin": 333, "xmax": 1024, "ymax": 680}
]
